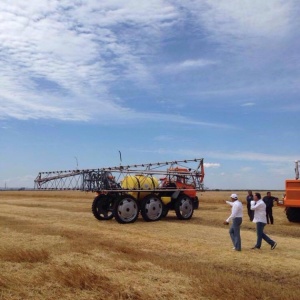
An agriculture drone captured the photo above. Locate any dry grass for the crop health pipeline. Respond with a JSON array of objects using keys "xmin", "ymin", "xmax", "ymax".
[
  {"xmin": 0, "ymin": 190, "xmax": 299, "ymax": 300},
  {"xmin": 0, "ymin": 248, "xmax": 49, "ymax": 263}
]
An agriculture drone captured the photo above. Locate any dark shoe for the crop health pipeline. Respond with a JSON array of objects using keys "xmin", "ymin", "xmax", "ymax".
[
  {"xmin": 251, "ymin": 246, "xmax": 260, "ymax": 249},
  {"xmin": 271, "ymin": 242, "xmax": 277, "ymax": 250}
]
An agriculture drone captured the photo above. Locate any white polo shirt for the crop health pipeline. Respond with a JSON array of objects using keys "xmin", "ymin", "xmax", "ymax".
[
  {"xmin": 226, "ymin": 200, "xmax": 243, "ymax": 223},
  {"xmin": 251, "ymin": 199, "xmax": 267, "ymax": 223}
]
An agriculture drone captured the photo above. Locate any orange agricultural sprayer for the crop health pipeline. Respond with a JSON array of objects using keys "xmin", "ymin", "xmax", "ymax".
[{"xmin": 34, "ymin": 158, "xmax": 205, "ymax": 224}]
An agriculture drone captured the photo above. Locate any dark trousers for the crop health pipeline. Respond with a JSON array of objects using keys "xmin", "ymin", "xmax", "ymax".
[
  {"xmin": 247, "ymin": 204, "xmax": 254, "ymax": 221},
  {"xmin": 229, "ymin": 217, "xmax": 242, "ymax": 251},
  {"xmin": 255, "ymin": 222, "xmax": 274, "ymax": 248},
  {"xmin": 266, "ymin": 206, "xmax": 274, "ymax": 224}
]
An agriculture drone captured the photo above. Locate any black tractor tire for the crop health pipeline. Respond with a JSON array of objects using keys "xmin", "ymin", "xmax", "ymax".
[
  {"xmin": 286, "ymin": 207, "xmax": 300, "ymax": 222},
  {"xmin": 92, "ymin": 194, "xmax": 114, "ymax": 220},
  {"xmin": 140, "ymin": 194, "xmax": 163, "ymax": 222},
  {"xmin": 114, "ymin": 195, "xmax": 139, "ymax": 224},
  {"xmin": 175, "ymin": 194, "xmax": 194, "ymax": 220},
  {"xmin": 193, "ymin": 196, "xmax": 199, "ymax": 209},
  {"xmin": 161, "ymin": 205, "xmax": 169, "ymax": 218}
]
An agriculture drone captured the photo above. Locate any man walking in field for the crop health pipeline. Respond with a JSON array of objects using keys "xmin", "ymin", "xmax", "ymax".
[
  {"xmin": 251, "ymin": 192, "xmax": 277, "ymax": 250},
  {"xmin": 224, "ymin": 193, "xmax": 243, "ymax": 251}
]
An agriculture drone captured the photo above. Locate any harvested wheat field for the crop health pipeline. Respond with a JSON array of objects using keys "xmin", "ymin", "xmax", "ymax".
[{"xmin": 0, "ymin": 190, "xmax": 299, "ymax": 300}]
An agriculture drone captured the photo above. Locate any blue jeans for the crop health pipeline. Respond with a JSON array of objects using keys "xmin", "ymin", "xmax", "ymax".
[
  {"xmin": 229, "ymin": 217, "xmax": 242, "ymax": 251},
  {"xmin": 255, "ymin": 222, "xmax": 274, "ymax": 248}
]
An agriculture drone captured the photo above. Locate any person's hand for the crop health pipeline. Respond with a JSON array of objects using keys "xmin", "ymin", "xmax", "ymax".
[
  {"xmin": 250, "ymin": 200, "xmax": 255, "ymax": 206},
  {"xmin": 223, "ymin": 221, "xmax": 229, "ymax": 225}
]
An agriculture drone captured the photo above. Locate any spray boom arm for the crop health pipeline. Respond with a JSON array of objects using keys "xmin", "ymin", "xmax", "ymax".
[{"xmin": 34, "ymin": 158, "xmax": 205, "ymax": 192}]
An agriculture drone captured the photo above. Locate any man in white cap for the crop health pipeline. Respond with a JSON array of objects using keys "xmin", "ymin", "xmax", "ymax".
[{"xmin": 224, "ymin": 193, "xmax": 243, "ymax": 251}]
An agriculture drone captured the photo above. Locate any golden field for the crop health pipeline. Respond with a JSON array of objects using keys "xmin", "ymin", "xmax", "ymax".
[{"xmin": 0, "ymin": 190, "xmax": 299, "ymax": 300}]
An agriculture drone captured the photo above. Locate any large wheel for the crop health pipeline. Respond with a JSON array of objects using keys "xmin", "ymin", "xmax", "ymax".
[
  {"xmin": 114, "ymin": 195, "xmax": 139, "ymax": 224},
  {"xmin": 92, "ymin": 194, "xmax": 114, "ymax": 220},
  {"xmin": 193, "ymin": 196, "xmax": 199, "ymax": 209},
  {"xmin": 286, "ymin": 207, "xmax": 300, "ymax": 222},
  {"xmin": 175, "ymin": 194, "xmax": 194, "ymax": 220},
  {"xmin": 140, "ymin": 194, "xmax": 163, "ymax": 222},
  {"xmin": 161, "ymin": 206, "xmax": 169, "ymax": 218}
]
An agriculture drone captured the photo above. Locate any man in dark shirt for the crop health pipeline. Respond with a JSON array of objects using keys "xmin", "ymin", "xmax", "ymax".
[
  {"xmin": 263, "ymin": 191, "xmax": 277, "ymax": 224},
  {"xmin": 246, "ymin": 190, "xmax": 254, "ymax": 221}
]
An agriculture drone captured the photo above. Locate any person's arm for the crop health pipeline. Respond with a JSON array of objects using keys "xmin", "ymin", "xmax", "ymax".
[
  {"xmin": 224, "ymin": 201, "xmax": 234, "ymax": 224},
  {"xmin": 226, "ymin": 203, "xmax": 238, "ymax": 223},
  {"xmin": 250, "ymin": 200, "xmax": 257, "ymax": 210},
  {"xmin": 251, "ymin": 200, "xmax": 263, "ymax": 210}
]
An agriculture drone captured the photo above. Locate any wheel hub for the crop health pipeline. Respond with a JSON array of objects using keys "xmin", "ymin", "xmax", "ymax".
[
  {"xmin": 145, "ymin": 198, "xmax": 163, "ymax": 220},
  {"xmin": 117, "ymin": 199, "xmax": 138, "ymax": 222},
  {"xmin": 180, "ymin": 198, "xmax": 193, "ymax": 218}
]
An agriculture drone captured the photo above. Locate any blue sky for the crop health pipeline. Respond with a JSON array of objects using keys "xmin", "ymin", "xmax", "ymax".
[{"xmin": 0, "ymin": 0, "xmax": 299, "ymax": 190}]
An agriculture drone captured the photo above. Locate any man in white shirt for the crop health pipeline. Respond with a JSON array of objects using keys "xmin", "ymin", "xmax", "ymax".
[
  {"xmin": 250, "ymin": 192, "xmax": 277, "ymax": 250},
  {"xmin": 224, "ymin": 193, "xmax": 243, "ymax": 251}
]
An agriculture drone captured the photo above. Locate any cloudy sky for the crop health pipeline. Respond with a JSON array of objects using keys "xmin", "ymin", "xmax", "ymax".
[{"xmin": 0, "ymin": 0, "xmax": 299, "ymax": 190}]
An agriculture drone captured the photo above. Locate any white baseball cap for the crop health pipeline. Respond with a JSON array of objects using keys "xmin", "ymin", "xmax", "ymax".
[{"xmin": 230, "ymin": 193, "xmax": 238, "ymax": 199}]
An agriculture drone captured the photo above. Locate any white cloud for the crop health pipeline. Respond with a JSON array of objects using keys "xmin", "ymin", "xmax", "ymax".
[
  {"xmin": 165, "ymin": 59, "xmax": 218, "ymax": 73},
  {"xmin": 0, "ymin": 1, "xmax": 180, "ymax": 121},
  {"xmin": 204, "ymin": 163, "xmax": 220, "ymax": 168},
  {"xmin": 186, "ymin": 0, "xmax": 295, "ymax": 44},
  {"xmin": 241, "ymin": 102, "xmax": 255, "ymax": 107},
  {"xmin": 0, "ymin": 0, "xmax": 298, "ymax": 123}
]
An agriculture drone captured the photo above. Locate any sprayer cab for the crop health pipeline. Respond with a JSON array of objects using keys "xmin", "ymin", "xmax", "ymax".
[{"xmin": 160, "ymin": 167, "xmax": 198, "ymax": 198}]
